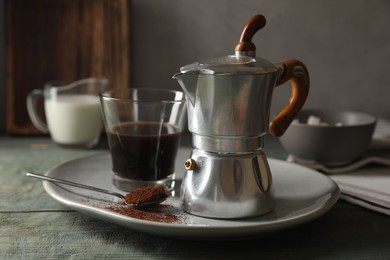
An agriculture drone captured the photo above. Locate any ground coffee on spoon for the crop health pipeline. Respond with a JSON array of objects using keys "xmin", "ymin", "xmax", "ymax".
[
  {"xmin": 106, "ymin": 185, "xmax": 181, "ymax": 223},
  {"xmin": 124, "ymin": 185, "xmax": 168, "ymax": 205}
]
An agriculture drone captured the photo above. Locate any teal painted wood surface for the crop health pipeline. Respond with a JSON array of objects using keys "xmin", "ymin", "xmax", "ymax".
[{"xmin": 1, "ymin": 136, "xmax": 389, "ymax": 259}]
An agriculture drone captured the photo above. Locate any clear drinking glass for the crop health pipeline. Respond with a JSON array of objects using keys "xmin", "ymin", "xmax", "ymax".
[
  {"xmin": 27, "ymin": 77, "xmax": 108, "ymax": 148},
  {"xmin": 99, "ymin": 88, "xmax": 187, "ymax": 191}
]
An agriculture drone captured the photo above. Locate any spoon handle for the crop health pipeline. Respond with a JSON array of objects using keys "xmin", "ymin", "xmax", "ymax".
[{"xmin": 26, "ymin": 172, "xmax": 125, "ymax": 200}]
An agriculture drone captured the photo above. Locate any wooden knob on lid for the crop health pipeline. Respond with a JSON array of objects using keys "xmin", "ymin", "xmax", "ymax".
[{"xmin": 235, "ymin": 14, "xmax": 266, "ymax": 56}]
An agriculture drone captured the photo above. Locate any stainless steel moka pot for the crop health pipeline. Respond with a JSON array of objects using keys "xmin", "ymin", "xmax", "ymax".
[{"xmin": 173, "ymin": 14, "xmax": 310, "ymax": 219}]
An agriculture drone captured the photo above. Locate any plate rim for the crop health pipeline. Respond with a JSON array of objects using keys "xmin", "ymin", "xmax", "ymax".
[{"xmin": 42, "ymin": 152, "xmax": 340, "ymax": 240}]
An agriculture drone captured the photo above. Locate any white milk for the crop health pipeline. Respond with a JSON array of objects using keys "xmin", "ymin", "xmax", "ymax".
[{"xmin": 45, "ymin": 94, "xmax": 102, "ymax": 144}]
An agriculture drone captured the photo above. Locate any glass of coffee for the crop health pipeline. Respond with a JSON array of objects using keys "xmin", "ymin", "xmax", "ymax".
[{"xmin": 99, "ymin": 88, "xmax": 187, "ymax": 191}]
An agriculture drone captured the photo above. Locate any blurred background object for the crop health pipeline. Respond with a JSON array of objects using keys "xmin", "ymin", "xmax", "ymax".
[
  {"xmin": 279, "ymin": 109, "xmax": 377, "ymax": 166},
  {"xmin": 3, "ymin": 0, "xmax": 130, "ymax": 134}
]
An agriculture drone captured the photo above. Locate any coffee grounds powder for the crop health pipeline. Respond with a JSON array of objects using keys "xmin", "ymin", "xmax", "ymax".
[
  {"xmin": 107, "ymin": 204, "xmax": 180, "ymax": 223},
  {"xmin": 124, "ymin": 185, "xmax": 168, "ymax": 205},
  {"xmin": 106, "ymin": 185, "xmax": 180, "ymax": 223}
]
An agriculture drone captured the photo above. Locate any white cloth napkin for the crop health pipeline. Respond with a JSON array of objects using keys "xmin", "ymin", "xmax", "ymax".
[{"xmin": 287, "ymin": 119, "xmax": 390, "ymax": 216}]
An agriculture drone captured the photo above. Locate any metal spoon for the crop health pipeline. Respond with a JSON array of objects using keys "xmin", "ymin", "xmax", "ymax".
[{"xmin": 26, "ymin": 172, "xmax": 167, "ymax": 207}]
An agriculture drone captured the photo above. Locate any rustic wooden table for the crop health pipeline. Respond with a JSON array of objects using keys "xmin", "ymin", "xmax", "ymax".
[{"xmin": 1, "ymin": 135, "xmax": 389, "ymax": 259}]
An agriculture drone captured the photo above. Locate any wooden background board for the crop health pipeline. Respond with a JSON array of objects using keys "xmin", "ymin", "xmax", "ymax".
[{"xmin": 6, "ymin": 0, "xmax": 131, "ymax": 135}]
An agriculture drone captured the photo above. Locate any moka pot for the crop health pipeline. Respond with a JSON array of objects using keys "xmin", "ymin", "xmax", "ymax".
[{"xmin": 173, "ymin": 14, "xmax": 310, "ymax": 219}]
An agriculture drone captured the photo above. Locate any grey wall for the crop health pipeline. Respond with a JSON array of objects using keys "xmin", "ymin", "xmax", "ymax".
[
  {"xmin": 1, "ymin": 0, "xmax": 389, "ymax": 133},
  {"xmin": 131, "ymin": 0, "xmax": 390, "ymax": 120}
]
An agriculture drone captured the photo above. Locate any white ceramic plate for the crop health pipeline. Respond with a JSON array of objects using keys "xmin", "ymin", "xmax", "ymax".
[{"xmin": 43, "ymin": 150, "xmax": 339, "ymax": 240}]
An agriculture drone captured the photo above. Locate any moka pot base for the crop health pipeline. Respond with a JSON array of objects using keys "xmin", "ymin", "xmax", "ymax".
[{"xmin": 180, "ymin": 144, "xmax": 275, "ymax": 219}]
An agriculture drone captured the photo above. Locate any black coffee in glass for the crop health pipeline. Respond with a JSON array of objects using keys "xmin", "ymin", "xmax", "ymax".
[{"xmin": 107, "ymin": 122, "xmax": 181, "ymax": 181}]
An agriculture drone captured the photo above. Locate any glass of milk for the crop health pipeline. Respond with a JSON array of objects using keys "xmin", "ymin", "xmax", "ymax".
[{"xmin": 27, "ymin": 77, "xmax": 109, "ymax": 148}]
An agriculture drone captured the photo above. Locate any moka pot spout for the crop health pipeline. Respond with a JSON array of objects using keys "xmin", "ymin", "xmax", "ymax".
[{"xmin": 172, "ymin": 72, "xmax": 198, "ymax": 106}]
